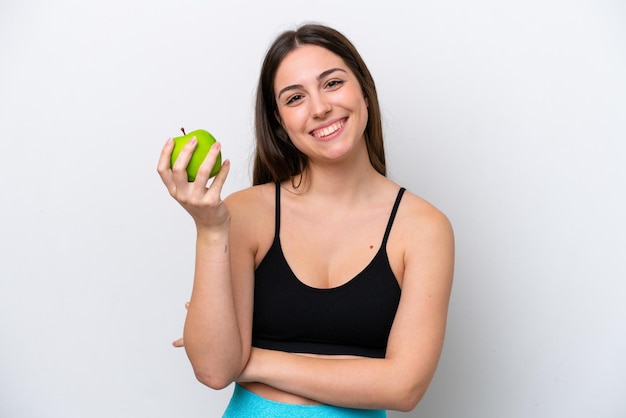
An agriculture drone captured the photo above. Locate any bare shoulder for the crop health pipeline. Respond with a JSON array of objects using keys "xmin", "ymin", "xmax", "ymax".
[
  {"xmin": 224, "ymin": 182, "xmax": 275, "ymax": 215},
  {"xmin": 388, "ymin": 188, "xmax": 454, "ymax": 305},
  {"xmin": 396, "ymin": 189, "xmax": 454, "ymax": 241},
  {"xmin": 392, "ymin": 188, "xmax": 455, "ymax": 279}
]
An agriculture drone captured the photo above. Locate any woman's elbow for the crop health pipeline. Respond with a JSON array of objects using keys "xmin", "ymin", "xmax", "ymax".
[
  {"xmin": 190, "ymin": 359, "xmax": 243, "ymax": 391},
  {"xmin": 193, "ymin": 368, "xmax": 234, "ymax": 390},
  {"xmin": 389, "ymin": 379, "xmax": 429, "ymax": 412},
  {"xmin": 185, "ymin": 346, "xmax": 249, "ymax": 390},
  {"xmin": 394, "ymin": 389, "xmax": 425, "ymax": 412}
]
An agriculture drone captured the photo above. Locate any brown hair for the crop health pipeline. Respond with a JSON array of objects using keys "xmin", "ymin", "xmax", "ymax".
[{"xmin": 252, "ymin": 23, "xmax": 386, "ymax": 186}]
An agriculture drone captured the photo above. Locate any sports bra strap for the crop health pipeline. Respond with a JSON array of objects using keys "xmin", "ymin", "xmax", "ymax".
[
  {"xmin": 382, "ymin": 188, "xmax": 406, "ymax": 246},
  {"xmin": 274, "ymin": 182, "xmax": 281, "ymax": 239},
  {"xmin": 274, "ymin": 182, "xmax": 405, "ymax": 245}
]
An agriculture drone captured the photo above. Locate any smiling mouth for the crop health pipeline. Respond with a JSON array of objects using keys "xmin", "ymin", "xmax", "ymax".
[{"xmin": 311, "ymin": 120, "xmax": 345, "ymax": 139}]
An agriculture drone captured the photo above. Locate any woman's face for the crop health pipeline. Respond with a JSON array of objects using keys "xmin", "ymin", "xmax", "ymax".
[{"xmin": 273, "ymin": 44, "xmax": 369, "ymax": 166}]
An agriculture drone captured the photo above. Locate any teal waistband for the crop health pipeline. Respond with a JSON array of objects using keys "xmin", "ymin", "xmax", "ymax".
[{"xmin": 222, "ymin": 384, "xmax": 386, "ymax": 418}]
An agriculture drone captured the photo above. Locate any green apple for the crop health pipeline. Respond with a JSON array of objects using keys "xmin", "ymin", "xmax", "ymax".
[{"xmin": 170, "ymin": 128, "xmax": 222, "ymax": 181}]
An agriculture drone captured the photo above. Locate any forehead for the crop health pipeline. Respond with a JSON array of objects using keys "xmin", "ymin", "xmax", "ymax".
[{"xmin": 274, "ymin": 44, "xmax": 351, "ymax": 88}]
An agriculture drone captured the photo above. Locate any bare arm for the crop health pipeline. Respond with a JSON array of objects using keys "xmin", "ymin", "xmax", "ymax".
[
  {"xmin": 157, "ymin": 138, "xmax": 254, "ymax": 389},
  {"xmin": 239, "ymin": 201, "xmax": 455, "ymax": 411},
  {"xmin": 183, "ymin": 224, "xmax": 247, "ymax": 389}
]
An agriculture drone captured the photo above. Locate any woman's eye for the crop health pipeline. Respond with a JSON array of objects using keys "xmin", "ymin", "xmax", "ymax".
[
  {"xmin": 286, "ymin": 94, "xmax": 303, "ymax": 105},
  {"xmin": 326, "ymin": 79, "xmax": 344, "ymax": 89}
]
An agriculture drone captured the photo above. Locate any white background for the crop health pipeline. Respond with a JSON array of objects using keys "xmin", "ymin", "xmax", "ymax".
[{"xmin": 1, "ymin": 0, "xmax": 625, "ymax": 417}]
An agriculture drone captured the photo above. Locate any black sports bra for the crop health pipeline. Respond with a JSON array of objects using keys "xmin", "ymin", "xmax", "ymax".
[{"xmin": 251, "ymin": 183, "xmax": 405, "ymax": 358}]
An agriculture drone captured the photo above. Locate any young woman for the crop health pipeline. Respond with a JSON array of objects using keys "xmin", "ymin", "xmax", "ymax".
[{"xmin": 157, "ymin": 23, "xmax": 454, "ymax": 417}]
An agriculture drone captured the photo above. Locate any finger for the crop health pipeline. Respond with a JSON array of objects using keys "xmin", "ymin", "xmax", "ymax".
[
  {"xmin": 193, "ymin": 141, "xmax": 223, "ymax": 187},
  {"xmin": 209, "ymin": 159, "xmax": 230, "ymax": 193},
  {"xmin": 157, "ymin": 138, "xmax": 175, "ymax": 186},
  {"xmin": 171, "ymin": 137, "xmax": 198, "ymax": 184},
  {"xmin": 171, "ymin": 302, "xmax": 189, "ymax": 348}
]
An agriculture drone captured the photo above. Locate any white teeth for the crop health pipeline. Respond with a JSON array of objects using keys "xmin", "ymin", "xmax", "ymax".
[{"xmin": 313, "ymin": 121, "xmax": 343, "ymax": 138}]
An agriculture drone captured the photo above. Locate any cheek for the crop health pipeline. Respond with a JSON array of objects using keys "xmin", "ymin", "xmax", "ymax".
[
  {"xmin": 354, "ymin": 97, "xmax": 369, "ymax": 124},
  {"xmin": 278, "ymin": 108, "xmax": 306, "ymax": 133}
]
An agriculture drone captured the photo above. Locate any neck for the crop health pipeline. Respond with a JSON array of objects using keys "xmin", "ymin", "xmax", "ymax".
[{"xmin": 289, "ymin": 147, "xmax": 384, "ymax": 205}]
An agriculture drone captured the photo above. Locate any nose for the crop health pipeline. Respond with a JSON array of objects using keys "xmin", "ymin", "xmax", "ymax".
[{"xmin": 309, "ymin": 93, "xmax": 331, "ymax": 118}]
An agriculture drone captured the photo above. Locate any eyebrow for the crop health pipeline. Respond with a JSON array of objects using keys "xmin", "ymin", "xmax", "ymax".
[{"xmin": 277, "ymin": 67, "xmax": 348, "ymax": 99}]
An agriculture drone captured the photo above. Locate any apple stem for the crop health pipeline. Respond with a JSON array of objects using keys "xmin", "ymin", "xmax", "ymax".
[{"xmin": 181, "ymin": 127, "xmax": 186, "ymax": 135}]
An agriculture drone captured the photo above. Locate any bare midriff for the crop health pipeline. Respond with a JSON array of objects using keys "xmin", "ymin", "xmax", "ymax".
[{"xmin": 239, "ymin": 382, "xmax": 323, "ymax": 405}]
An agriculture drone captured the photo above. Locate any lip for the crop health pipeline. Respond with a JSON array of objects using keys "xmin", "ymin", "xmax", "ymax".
[{"xmin": 309, "ymin": 118, "xmax": 347, "ymax": 141}]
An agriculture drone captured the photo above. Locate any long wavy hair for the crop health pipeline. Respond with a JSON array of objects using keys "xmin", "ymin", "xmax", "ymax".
[{"xmin": 252, "ymin": 24, "xmax": 386, "ymax": 186}]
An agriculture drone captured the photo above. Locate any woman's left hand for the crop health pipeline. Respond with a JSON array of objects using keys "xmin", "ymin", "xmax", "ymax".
[{"xmin": 171, "ymin": 302, "xmax": 189, "ymax": 348}]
